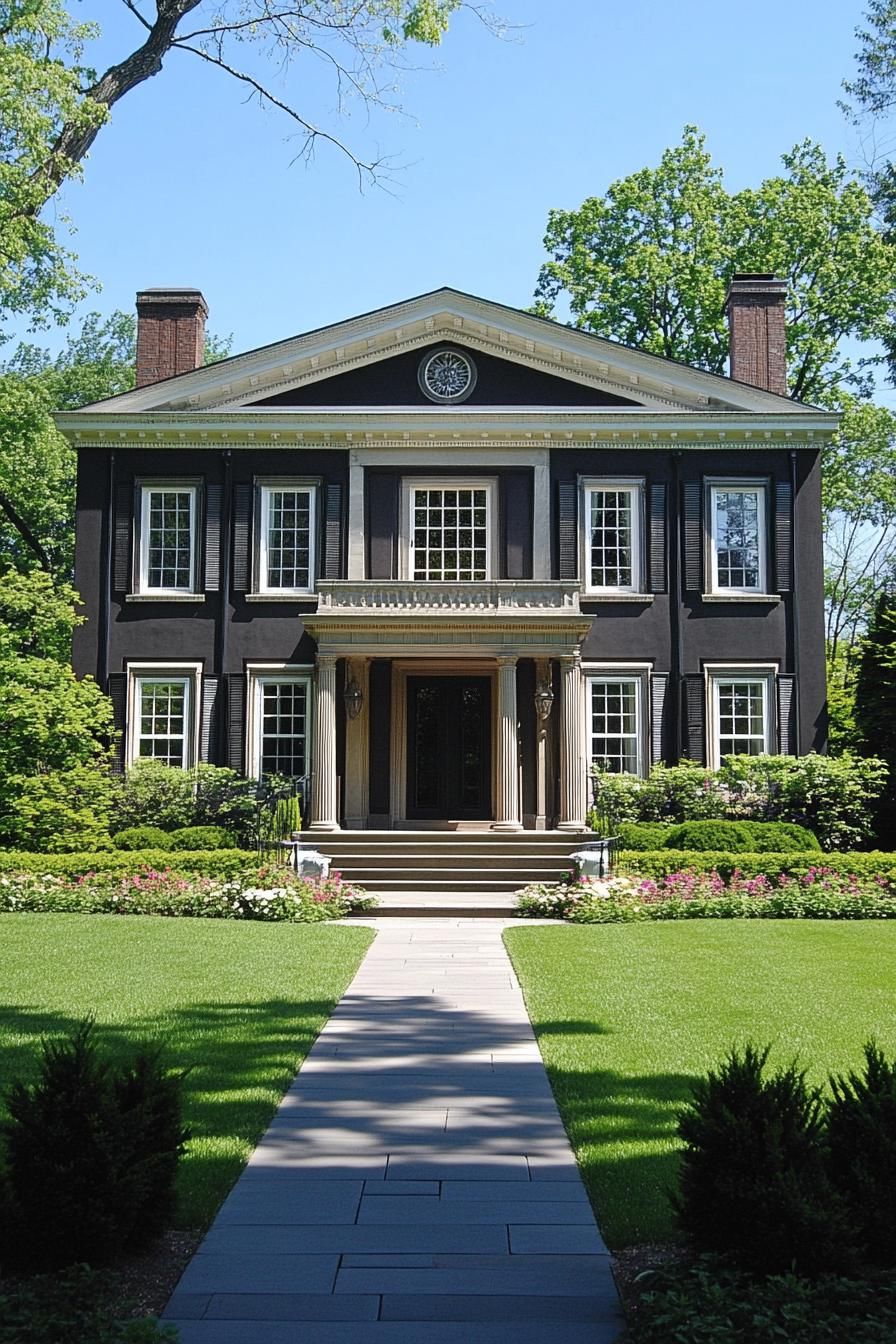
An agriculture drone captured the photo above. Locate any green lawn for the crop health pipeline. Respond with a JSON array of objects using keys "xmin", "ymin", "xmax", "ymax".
[
  {"xmin": 504, "ymin": 921, "xmax": 896, "ymax": 1250},
  {"xmin": 0, "ymin": 914, "xmax": 373, "ymax": 1228}
]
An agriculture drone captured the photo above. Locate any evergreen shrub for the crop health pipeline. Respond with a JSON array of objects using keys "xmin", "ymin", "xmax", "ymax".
[
  {"xmin": 615, "ymin": 822, "xmax": 674, "ymax": 850},
  {"xmin": 112, "ymin": 826, "xmax": 171, "ymax": 851},
  {"xmin": 0, "ymin": 1020, "xmax": 187, "ymax": 1270},
  {"xmin": 168, "ymin": 825, "xmax": 236, "ymax": 850},
  {"xmin": 675, "ymin": 1044, "xmax": 854, "ymax": 1275},
  {"xmin": 827, "ymin": 1042, "xmax": 896, "ymax": 1268}
]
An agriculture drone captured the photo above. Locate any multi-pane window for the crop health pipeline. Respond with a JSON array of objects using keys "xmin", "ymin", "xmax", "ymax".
[
  {"xmin": 408, "ymin": 483, "xmax": 491, "ymax": 582},
  {"xmin": 710, "ymin": 484, "xmax": 766, "ymax": 593},
  {"xmin": 140, "ymin": 486, "xmax": 197, "ymax": 592},
  {"xmin": 135, "ymin": 677, "xmax": 191, "ymax": 768},
  {"xmin": 588, "ymin": 677, "xmax": 642, "ymax": 775},
  {"xmin": 583, "ymin": 482, "xmax": 641, "ymax": 592},
  {"xmin": 253, "ymin": 678, "xmax": 310, "ymax": 778},
  {"xmin": 259, "ymin": 485, "xmax": 315, "ymax": 593},
  {"xmin": 713, "ymin": 677, "xmax": 770, "ymax": 760}
]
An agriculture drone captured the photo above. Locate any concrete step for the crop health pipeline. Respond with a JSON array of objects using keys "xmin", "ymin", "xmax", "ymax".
[
  {"xmin": 362, "ymin": 891, "xmax": 523, "ymax": 917},
  {"xmin": 343, "ymin": 875, "xmax": 545, "ymax": 893},
  {"xmin": 328, "ymin": 853, "xmax": 572, "ymax": 870}
]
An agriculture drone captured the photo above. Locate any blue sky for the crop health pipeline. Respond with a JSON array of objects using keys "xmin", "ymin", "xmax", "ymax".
[{"xmin": 38, "ymin": 0, "xmax": 872, "ymax": 354}]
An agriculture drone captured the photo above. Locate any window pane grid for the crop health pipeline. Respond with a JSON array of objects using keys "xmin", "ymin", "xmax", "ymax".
[
  {"xmin": 259, "ymin": 681, "xmax": 308, "ymax": 777},
  {"xmin": 714, "ymin": 489, "xmax": 762, "ymax": 590},
  {"xmin": 590, "ymin": 679, "xmax": 640, "ymax": 775},
  {"xmin": 146, "ymin": 490, "xmax": 193, "ymax": 589},
  {"xmin": 717, "ymin": 679, "xmax": 767, "ymax": 757},
  {"xmin": 137, "ymin": 680, "xmax": 188, "ymax": 768},
  {"xmin": 589, "ymin": 489, "xmax": 634, "ymax": 588},
  {"xmin": 265, "ymin": 489, "xmax": 312, "ymax": 590},
  {"xmin": 411, "ymin": 487, "xmax": 488, "ymax": 582}
]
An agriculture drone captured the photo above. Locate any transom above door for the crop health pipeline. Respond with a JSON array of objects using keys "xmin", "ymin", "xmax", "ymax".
[{"xmin": 406, "ymin": 676, "xmax": 492, "ymax": 821}]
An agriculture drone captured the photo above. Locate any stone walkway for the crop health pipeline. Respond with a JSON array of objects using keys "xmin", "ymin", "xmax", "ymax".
[{"xmin": 163, "ymin": 918, "xmax": 624, "ymax": 1342}]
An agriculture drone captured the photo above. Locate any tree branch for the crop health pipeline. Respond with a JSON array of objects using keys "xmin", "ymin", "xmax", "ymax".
[{"xmin": 0, "ymin": 494, "xmax": 51, "ymax": 571}]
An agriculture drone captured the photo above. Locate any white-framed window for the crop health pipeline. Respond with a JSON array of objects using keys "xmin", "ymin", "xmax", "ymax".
[
  {"xmin": 585, "ymin": 669, "xmax": 648, "ymax": 777},
  {"xmin": 126, "ymin": 663, "xmax": 202, "ymax": 769},
  {"xmin": 402, "ymin": 478, "xmax": 496, "ymax": 582},
  {"xmin": 138, "ymin": 484, "xmax": 199, "ymax": 594},
  {"xmin": 258, "ymin": 482, "xmax": 317, "ymax": 595},
  {"xmin": 581, "ymin": 479, "xmax": 643, "ymax": 593},
  {"xmin": 706, "ymin": 666, "xmax": 776, "ymax": 768},
  {"xmin": 247, "ymin": 667, "xmax": 314, "ymax": 778},
  {"xmin": 708, "ymin": 481, "xmax": 768, "ymax": 594}
]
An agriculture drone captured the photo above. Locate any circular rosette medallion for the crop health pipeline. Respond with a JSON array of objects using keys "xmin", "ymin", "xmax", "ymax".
[{"xmin": 418, "ymin": 348, "xmax": 477, "ymax": 403}]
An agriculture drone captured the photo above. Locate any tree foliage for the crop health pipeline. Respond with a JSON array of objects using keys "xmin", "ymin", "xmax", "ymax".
[
  {"xmin": 533, "ymin": 126, "xmax": 896, "ymax": 406},
  {"xmin": 854, "ymin": 588, "xmax": 896, "ymax": 835}
]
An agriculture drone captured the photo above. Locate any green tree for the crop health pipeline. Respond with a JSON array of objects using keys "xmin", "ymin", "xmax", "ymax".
[
  {"xmin": 854, "ymin": 588, "xmax": 896, "ymax": 837},
  {"xmin": 0, "ymin": 568, "xmax": 114, "ymax": 850}
]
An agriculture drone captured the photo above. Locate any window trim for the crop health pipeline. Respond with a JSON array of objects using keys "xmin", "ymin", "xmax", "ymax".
[
  {"xmin": 583, "ymin": 663, "xmax": 651, "ymax": 779},
  {"xmin": 400, "ymin": 477, "xmax": 498, "ymax": 582},
  {"xmin": 137, "ymin": 482, "xmax": 200, "ymax": 596},
  {"xmin": 245, "ymin": 664, "xmax": 315, "ymax": 779},
  {"xmin": 579, "ymin": 477, "xmax": 644, "ymax": 595},
  {"xmin": 125, "ymin": 661, "xmax": 202, "ymax": 770},
  {"xmin": 256, "ymin": 480, "xmax": 319, "ymax": 597},
  {"xmin": 705, "ymin": 663, "xmax": 777, "ymax": 769},
  {"xmin": 706, "ymin": 478, "xmax": 769, "ymax": 597}
]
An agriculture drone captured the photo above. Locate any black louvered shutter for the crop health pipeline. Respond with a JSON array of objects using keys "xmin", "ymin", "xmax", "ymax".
[
  {"xmin": 650, "ymin": 674, "xmax": 668, "ymax": 765},
  {"xmin": 558, "ymin": 481, "xmax": 577, "ymax": 580},
  {"xmin": 683, "ymin": 675, "xmax": 706, "ymax": 763},
  {"xmin": 649, "ymin": 483, "xmax": 667, "ymax": 593},
  {"xmin": 107, "ymin": 673, "xmax": 127, "ymax": 773},
  {"xmin": 113, "ymin": 481, "xmax": 133, "ymax": 593},
  {"xmin": 323, "ymin": 482, "xmax": 343, "ymax": 580},
  {"xmin": 774, "ymin": 480, "xmax": 793, "ymax": 593},
  {"xmin": 777, "ymin": 675, "xmax": 797, "ymax": 755},
  {"xmin": 682, "ymin": 481, "xmax": 703, "ymax": 592},
  {"xmin": 200, "ymin": 676, "xmax": 219, "ymax": 763},
  {"xmin": 204, "ymin": 484, "xmax": 222, "ymax": 592},
  {"xmin": 228, "ymin": 675, "xmax": 246, "ymax": 772},
  {"xmin": 232, "ymin": 484, "xmax": 252, "ymax": 593}
]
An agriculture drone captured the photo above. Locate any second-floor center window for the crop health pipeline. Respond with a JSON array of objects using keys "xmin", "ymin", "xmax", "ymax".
[
  {"xmin": 259, "ymin": 485, "xmax": 315, "ymax": 594},
  {"xmin": 583, "ymin": 481, "xmax": 642, "ymax": 593},
  {"xmin": 141, "ymin": 487, "xmax": 196, "ymax": 592},
  {"xmin": 710, "ymin": 484, "xmax": 766, "ymax": 593},
  {"xmin": 410, "ymin": 485, "xmax": 490, "ymax": 582}
]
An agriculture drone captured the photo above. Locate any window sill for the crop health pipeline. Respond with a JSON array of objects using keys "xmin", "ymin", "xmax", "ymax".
[
  {"xmin": 244, "ymin": 593, "xmax": 316, "ymax": 603},
  {"xmin": 583, "ymin": 592, "xmax": 655, "ymax": 604},
  {"xmin": 701, "ymin": 593, "xmax": 781, "ymax": 604},
  {"xmin": 125, "ymin": 593, "xmax": 206, "ymax": 603}
]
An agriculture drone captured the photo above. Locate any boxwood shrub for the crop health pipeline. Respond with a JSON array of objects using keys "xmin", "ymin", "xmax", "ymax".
[
  {"xmin": 663, "ymin": 820, "xmax": 820, "ymax": 853},
  {"xmin": 168, "ymin": 825, "xmax": 236, "ymax": 850},
  {"xmin": 616, "ymin": 849, "xmax": 896, "ymax": 885},
  {"xmin": 615, "ymin": 822, "xmax": 675, "ymax": 851},
  {"xmin": 111, "ymin": 826, "xmax": 171, "ymax": 851}
]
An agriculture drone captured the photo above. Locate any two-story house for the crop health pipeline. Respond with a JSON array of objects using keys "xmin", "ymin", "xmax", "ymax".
[{"xmin": 61, "ymin": 279, "xmax": 833, "ymax": 868}]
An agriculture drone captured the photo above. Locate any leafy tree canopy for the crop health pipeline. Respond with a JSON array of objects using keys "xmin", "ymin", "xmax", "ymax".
[{"xmin": 533, "ymin": 127, "xmax": 896, "ymax": 406}]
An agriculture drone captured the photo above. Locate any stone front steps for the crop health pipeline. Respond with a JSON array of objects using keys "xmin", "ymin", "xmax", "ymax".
[{"xmin": 301, "ymin": 830, "xmax": 587, "ymax": 902}]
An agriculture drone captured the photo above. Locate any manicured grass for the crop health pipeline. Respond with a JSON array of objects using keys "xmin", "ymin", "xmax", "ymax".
[
  {"xmin": 504, "ymin": 921, "xmax": 896, "ymax": 1250},
  {"xmin": 0, "ymin": 914, "xmax": 373, "ymax": 1229}
]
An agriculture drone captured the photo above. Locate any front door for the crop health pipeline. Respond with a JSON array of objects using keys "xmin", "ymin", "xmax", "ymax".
[{"xmin": 406, "ymin": 677, "xmax": 492, "ymax": 820}]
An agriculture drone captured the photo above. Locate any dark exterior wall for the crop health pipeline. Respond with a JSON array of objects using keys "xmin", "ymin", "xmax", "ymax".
[
  {"xmin": 253, "ymin": 343, "xmax": 640, "ymax": 408},
  {"xmin": 72, "ymin": 448, "xmax": 108, "ymax": 682}
]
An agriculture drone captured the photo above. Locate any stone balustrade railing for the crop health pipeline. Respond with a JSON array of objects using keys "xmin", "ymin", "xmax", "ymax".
[{"xmin": 315, "ymin": 580, "xmax": 582, "ymax": 614}]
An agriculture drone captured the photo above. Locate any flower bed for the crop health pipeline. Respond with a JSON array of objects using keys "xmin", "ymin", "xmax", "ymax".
[
  {"xmin": 615, "ymin": 848, "xmax": 896, "ymax": 884},
  {"xmin": 515, "ymin": 865, "xmax": 896, "ymax": 922},
  {"xmin": 0, "ymin": 864, "xmax": 373, "ymax": 922}
]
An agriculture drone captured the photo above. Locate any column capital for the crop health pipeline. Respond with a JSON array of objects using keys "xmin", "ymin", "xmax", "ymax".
[
  {"xmin": 316, "ymin": 653, "xmax": 337, "ymax": 671},
  {"xmin": 559, "ymin": 652, "xmax": 581, "ymax": 671},
  {"xmin": 496, "ymin": 655, "xmax": 518, "ymax": 669}
]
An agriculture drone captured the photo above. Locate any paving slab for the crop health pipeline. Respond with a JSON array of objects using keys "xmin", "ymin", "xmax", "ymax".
[{"xmin": 164, "ymin": 916, "xmax": 623, "ymax": 1341}]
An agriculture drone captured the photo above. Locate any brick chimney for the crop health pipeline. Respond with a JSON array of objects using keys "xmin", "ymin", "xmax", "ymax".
[
  {"xmin": 135, "ymin": 288, "xmax": 208, "ymax": 388},
  {"xmin": 725, "ymin": 273, "xmax": 788, "ymax": 396}
]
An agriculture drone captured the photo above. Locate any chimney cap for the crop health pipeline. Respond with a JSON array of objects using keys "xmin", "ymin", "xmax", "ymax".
[
  {"xmin": 725, "ymin": 273, "xmax": 787, "ymax": 304},
  {"xmin": 136, "ymin": 287, "xmax": 209, "ymax": 315}
]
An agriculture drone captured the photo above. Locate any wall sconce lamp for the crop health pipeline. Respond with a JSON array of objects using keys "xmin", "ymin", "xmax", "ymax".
[
  {"xmin": 344, "ymin": 677, "xmax": 364, "ymax": 721},
  {"xmin": 534, "ymin": 680, "xmax": 554, "ymax": 722}
]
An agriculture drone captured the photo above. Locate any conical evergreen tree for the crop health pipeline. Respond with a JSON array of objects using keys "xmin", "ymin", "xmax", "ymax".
[{"xmin": 854, "ymin": 588, "xmax": 896, "ymax": 844}]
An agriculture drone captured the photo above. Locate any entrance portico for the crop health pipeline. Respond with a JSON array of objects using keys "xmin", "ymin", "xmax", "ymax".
[{"xmin": 304, "ymin": 580, "xmax": 591, "ymax": 832}]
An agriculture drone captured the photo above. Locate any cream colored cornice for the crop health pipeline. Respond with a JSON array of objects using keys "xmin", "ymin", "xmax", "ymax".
[{"xmin": 57, "ymin": 406, "xmax": 838, "ymax": 450}]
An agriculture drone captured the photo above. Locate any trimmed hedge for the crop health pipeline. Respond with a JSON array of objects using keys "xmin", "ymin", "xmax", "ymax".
[
  {"xmin": 663, "ymin": 820, "xmax": 820, "ymax": 853},
  {"xmin": 615, "ymin": 822, "xmax": 675, "ymax": 851},
  {"xmin": 616, "ymin": 850, "xmax": 896, "ymax": 886},
  {"xmin": 112, "ymin": 826, "xmax": 170, "ymax": 851},
  {"xmin": 168, "ymin": 825, "xmax": 236, "ymax": 850},
  {"xmin": 0, "ymin": 848, "xmax": 260, "ymax": 878}
]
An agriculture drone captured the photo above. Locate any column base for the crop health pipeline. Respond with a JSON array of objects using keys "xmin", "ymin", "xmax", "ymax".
[
  {"xmin": 557, "ymin": 820, "xmax": 586, "ymax": 833},
  {"xmin": 491, "ymin": 819, "xmax": 523, "ymax": 833},
  {"xmin": 308, "ymin": 820, "xmax": 341, "ymax": 833}
]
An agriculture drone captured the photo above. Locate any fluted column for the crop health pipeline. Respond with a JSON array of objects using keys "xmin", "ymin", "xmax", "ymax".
[
  {"xmin": 343, "ymin": 657, "xmax": 370, "ymax": 829},
  {"xmin": 493, "ymin": 656, "xmax": 522, "ymax": 832},
  {"xmin": 558, "ymin": 653, "xmax": 586, "ymax": 832},
  {"xmin": 535, "ymin": 658, "xmax": 551, "ymax": 831},
  {"xmin": 309, "ymin": 654, "xmax": 340, "ymax": 832}
]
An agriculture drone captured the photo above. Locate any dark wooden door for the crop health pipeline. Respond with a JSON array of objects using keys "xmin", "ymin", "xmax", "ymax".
[{"xmin": 406, "ymin": 677, "xmax": 492, "ymax": 820}]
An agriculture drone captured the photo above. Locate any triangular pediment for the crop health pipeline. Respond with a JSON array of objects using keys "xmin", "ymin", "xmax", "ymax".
[{"xmin": 74, "ymin": 287, "xmax": 807, "ymax": 416}]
